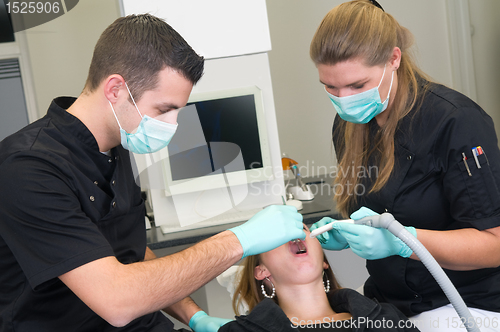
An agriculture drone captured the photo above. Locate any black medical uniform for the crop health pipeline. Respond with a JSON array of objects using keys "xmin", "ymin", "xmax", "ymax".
[
  {"xmin": 0, "ymin": 97, "xmax": 174, "ymax": 331},
  {"xmin": 219, "ymin": 288, "xmax": 419, "ymax": 332},
  {"xmin": 333, "ymin": 80, "xmax": 500, "ymax": 317}
]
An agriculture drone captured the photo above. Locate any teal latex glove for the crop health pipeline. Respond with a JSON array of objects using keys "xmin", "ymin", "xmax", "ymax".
[
  {"xmin": 189, "ymin": 311, "xmax": 232, "ymax": 332},
  {"xmin": 229, "ymin": 205, "xmax": 305, "ymax": 258},
  {"xmin": 332, "ymin": 207, "xmax": 417, "ymax": 260},
  {"xmin": 310, "ymin": 217, "xmax": 349, "ymax": 250}
]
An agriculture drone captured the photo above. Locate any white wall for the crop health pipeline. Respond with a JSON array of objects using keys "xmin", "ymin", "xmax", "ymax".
[
  {"xmin": 468, "ymin": 0, "xmax": 500, "ymax": 134},
  {"xmin": 21, "ymin": 0, "xmax": 121, "ymax": 117}
]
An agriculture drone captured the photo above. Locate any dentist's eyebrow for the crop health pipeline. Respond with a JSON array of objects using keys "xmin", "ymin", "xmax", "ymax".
[{"xmin": 156, "ymin": 102, "xmax": 183, "ymax": 110}]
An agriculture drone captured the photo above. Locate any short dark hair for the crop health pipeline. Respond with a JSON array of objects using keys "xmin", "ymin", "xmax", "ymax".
[{"xmin": 84, "ymin": 14, "xmax": 204, "ymax": 101}]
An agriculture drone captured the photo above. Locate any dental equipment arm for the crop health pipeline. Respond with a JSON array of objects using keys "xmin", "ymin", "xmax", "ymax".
[
  {"xmin": 289, "ymin": 163, "xmax": 308, "ymax": 192},
  {"xmin": 337, "ymin": 212, "xmax": 481, "ymax": 332}
]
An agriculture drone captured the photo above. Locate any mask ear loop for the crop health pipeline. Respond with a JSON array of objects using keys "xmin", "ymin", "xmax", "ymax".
[
  {"xmin": 377, "ymin": 64, "xmax": 394, "ymax": 103},
  {"xmin": 382, "ymin": 70, "xmax": 395, "ymax": 103},
  {"xmin": 124, "ymin": 82, "xmax": 143, "ymax": 118},
  {"xmin": 377, "ymin": 64, "xmax": 387, "ymax": 88},
  {"xmin": 108, "ymin": 100, "xmax": 123, "ymax": 130}
]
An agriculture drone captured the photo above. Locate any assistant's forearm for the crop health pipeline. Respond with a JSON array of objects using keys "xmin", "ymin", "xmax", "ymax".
[{"xmin": 410, "ymin": 228, "xmax": 500, "ymax": 270}]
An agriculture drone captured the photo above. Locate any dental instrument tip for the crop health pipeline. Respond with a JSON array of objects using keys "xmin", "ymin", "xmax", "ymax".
[{"xmin": 310, "ymin": 219, "xmax": 354, "ymax": 238}]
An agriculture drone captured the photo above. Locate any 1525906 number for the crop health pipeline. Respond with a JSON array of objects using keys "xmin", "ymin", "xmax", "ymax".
[
  {"xmin": 6, "ymin": 1, "xmax": 60, "ymax": 14},
  {"xmin": 446, "ymin": 316, "xmax": 498, "ymax": 329}
]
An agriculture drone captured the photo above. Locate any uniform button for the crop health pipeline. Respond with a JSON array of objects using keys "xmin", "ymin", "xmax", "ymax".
[
  {"xmin": 112, "ymin": 201, "xmax": 116, "ymax": 208},
  {"xmin": 415, "ymin": 294, "xmax": 420, "ymax": 298},
  {"xmin": 115, "ymin": 155, "xmax": 119, "ymax": 160},
  {"xmin": 407, "ymin": 155, "xmax": 412, "ymax": 160},
  {"xmin": 90, "ymin": 196, "xmax": 95, "ymax": 202},
  {"xmin": 384, "ymin": 208, "xmax": 389, "ymax": 212},
  {"xmin": 94, "ymin": 181, "xmax": 98, "ymax": 185},
  {"xmin": 108, "ymin": 158, "xmax": 113, "ymax": 163},
  {"xmin": 111, "ymin": 180, "xmax": 116, "ymax": 186}
]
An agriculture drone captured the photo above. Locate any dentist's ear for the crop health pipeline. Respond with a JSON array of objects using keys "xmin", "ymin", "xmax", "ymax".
[{"xmin": 103, "ymin": 74, "xmax": 126, "ymax": 103}]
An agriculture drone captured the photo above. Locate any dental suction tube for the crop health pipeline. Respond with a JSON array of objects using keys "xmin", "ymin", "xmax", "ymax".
[{"xmin": 355, "ymin": 213, "xmax": 481, "ymax": 332}]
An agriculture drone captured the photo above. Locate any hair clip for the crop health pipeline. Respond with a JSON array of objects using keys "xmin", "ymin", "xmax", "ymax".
[{"xmin": 369, "ymin": 0, "xmax": 385, "ymax": 12}]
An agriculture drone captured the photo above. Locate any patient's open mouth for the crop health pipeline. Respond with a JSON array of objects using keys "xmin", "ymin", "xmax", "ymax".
[{"xmin": 290, "ymin": 239, "xmax": 307, "ymax": 254}]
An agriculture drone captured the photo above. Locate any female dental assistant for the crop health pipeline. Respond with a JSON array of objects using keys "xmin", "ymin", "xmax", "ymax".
[{"xmin": 309, "ymin": 0, "xmax": 500, "ymax": 326}]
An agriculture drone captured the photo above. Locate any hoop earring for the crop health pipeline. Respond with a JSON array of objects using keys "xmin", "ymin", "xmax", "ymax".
[
  {"xmin": 261, "ymin": 277, "xmax": 276, "ymax": 299},
  {"xmin": 323, "ymin": 271, "xmax": 330, "ymax": 293}
]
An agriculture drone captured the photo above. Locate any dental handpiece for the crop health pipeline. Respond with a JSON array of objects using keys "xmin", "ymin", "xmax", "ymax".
[
  {"xmin": 310, "ymin": 213, "xmax": 395, "ymax": 238},
  {"xmin": 309, "ymin": 219, "xmax": 355, "ymax": 238}
]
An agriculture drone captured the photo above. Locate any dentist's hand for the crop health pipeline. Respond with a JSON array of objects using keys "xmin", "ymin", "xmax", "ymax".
[
  {"xmin": 310, "ymin": 217, "xmax": 349, "ymax": 250},
  {"xmin": 189, "ymin": 311, "xmax": 232, "ymax": 332},
  {"xmin": 332, "ymin": 207, "xmax": 417, "ymax": 260},
  {"xmin": 229, "ymin": 205, "xmax": 305, "ymax": 258}
]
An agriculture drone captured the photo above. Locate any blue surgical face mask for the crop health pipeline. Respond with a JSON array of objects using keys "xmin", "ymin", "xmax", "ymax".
[
  {"xmin": 109, "ymin": 83, "xmax": 178, "ymax": 154},
  {"xmin": 325, "ymin": 65, "xmax": 394, "ymax": 124}
]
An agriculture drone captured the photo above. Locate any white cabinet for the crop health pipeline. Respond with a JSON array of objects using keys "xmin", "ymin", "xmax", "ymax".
[{"xmin": 120, "ymin": 0, "xmax": 272, "ymax": 59}]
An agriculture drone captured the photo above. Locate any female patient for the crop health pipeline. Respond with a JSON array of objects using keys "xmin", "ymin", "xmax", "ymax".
[{"xmin": 219, "ymin": 225, "xmax": 419, "ymax": 332}]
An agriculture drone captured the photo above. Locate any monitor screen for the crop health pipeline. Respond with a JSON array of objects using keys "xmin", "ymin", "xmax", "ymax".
[
  {"xmin": 161, "ymin": 86, "xmax": 273, "ymax": 195},
  {"xmin": 169, "ymin": 94, "xmax": 263, "ymax": 181}
]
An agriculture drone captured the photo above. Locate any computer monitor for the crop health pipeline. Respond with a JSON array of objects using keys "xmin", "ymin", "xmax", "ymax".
[{"xmin": 159, "ymin": 86, "xmax": 274, "ymax": 196}]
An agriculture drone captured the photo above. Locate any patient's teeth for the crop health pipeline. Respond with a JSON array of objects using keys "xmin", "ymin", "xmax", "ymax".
[
  {"xmin": 290, "ymin": 239, "xmax": 307, "ymax": 254},
  {"xmin": 292, "ymin": 239, "xmax": 307, "ymax": 254},
  {"xmin": 297, "ymin": 241, "xmax": 307, "ymax": 254}
]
